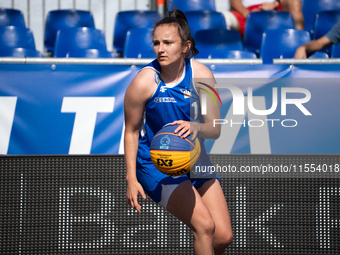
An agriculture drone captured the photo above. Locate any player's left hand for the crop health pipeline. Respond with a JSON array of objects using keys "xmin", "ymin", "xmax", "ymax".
[{"xmin": 171, "ymin": 120, "xmax": 199, "ymax": 141}]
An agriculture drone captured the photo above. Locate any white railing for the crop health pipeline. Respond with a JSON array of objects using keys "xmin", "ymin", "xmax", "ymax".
[
  {"xmin": 0, "ymin": 57, "xmax": 263, "ymax": 65},
  {"xmin": 273, "ymin": 58, "xmax": 340, "ymax": 64},
  {"xmin": 4, "ymin": 57, "xmax": 340, "ymax": 65}
]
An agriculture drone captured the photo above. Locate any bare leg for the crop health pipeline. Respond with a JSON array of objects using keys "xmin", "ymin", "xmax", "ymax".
[
  {"xmin": 166, "ymin": 180, "xmax": 215, "ymax": 255},
  {"xmin": 282, "ymin": 0, "xmax": 304, "ymax": 30},
  {"xmin": 198, "ymin": 179, "xmax": 233, "ymax": 255}
]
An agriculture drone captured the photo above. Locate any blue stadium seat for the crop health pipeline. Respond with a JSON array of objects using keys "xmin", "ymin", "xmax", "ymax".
[
  {"xmin": 331, "ymin": 43, "xmax": 340, "ymax": 58},
  {"xmin": 313, "ymin": 10, "xmax": 340, "ymax": 54},
  {"xmin": 302, "ymin": 0, "xmax": 340, "ymax": 37},
  {"xmin": 0, "ymin": 8, "xmax": 26, "ymax": 27},
  {"xmin": 194, "ymin": 29, "xmax": 243, "ymax": 58},
  {"xmin": 309, "ymin": 51, "xmax": 329, "ymax": 58},
  {"xmin": 0, "ymin": 47, "xmax": 42, "ymax": 57},
  {"xmin": 123, "ymin": 28, "xmax": 154, "ymax": 58},
  {"xmin": 0, "ymin": 26, "xmax": 36, "ymax": 50},
  {"xmin": 224, "ymin": 50, "xmax": 257, "ymax": 59},
  {"xmin": 54, "ymin": 27, "xmax": 109, "ymax": 58},
  {"xmin": 314, "ymin": 10, "xmax": 340, "ymax": 39},
  {"xmin": 67, "ymin": 49, "xmax": 115, "ymax": 58},
  {"xmin": 260, "ymin": 29, "xmax": 311, "ymax": 64},
  {"xmin": 244, "ymin": 11, "xmax": 295, "ymax": 56},
  {"xmin": 113, "ymin": 10, "xmax": 161, "ymax": 56},
  {"xmin": 198, "ymin": 49, "xmax": 257, "ymax": 59},
  {"xmin": 184, "ymin": 11, "xmax": 226, "ymax": 38},
  {"xmin": 168, "ymin": 0, "xmax": 216, "ymax": 11},
  {"xmin": 44, "ymin": 9, "xmax": 95, "ymax": 54}
]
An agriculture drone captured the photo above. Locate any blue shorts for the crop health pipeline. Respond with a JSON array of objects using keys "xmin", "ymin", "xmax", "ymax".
[{"xmin": 136, "ymin": 156, "xmax": 219, "ymax": 208}]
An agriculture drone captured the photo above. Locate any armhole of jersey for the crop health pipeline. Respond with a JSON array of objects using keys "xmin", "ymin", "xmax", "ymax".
[
  {"xmin": 190, "ymin": 58, "xmax": 199, "ymax": 95},
  {"xmin": 140, "ymin": 66, "xmax": 161, "ymax": 99}
]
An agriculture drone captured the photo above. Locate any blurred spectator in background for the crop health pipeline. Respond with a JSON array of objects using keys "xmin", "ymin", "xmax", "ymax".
[
  {"xmin": 294, "ymin": 20, "xmax": 340, "ymax": 58},
  {"xmin": 224, "ymin": 0, "xmax": 304, "ymax": 35}
]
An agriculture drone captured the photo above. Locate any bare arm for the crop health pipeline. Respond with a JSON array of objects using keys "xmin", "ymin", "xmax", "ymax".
[
  {"xmin": 124, "ymin": 69, "xmax": 156, "ymax": 213},
  {"xmin": 294, "ymin": 36, "xmax": 333, "ymax": 58},
  {"xmin": 230, "ymin": 0, "xmax": 250, "ymax": 18}
]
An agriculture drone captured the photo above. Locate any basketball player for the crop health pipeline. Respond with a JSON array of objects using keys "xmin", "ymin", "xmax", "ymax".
[{"xmin": 124, "ymin": 8, "xmax": 233, "ymax": 255}]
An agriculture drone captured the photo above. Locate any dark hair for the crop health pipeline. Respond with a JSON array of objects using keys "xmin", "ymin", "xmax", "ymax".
[{"xmin": 152, "ymin": 8, "xmax": 199, "ymax": 58}]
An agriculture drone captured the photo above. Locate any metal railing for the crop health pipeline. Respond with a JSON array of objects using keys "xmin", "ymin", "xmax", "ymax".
[
  {"xmin": 0, "ymin": 57, "xmax": 263, "ymax": 65},
  {"xmin": 3, "ymin": 57, "xmax": 340, "ymax": 65},
  {"xmin": 273, "ymin": 58, "xmax": 340, "ymax": 64}
]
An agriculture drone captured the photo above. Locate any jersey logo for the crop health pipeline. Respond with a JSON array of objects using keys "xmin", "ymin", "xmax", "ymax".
[
  {"xmin": 180, "ymin": 89, "xmax": 191, "ymax": 99},
  {"xmin": 160, "ymin": 86, "xmax": 167, "ymax": 92},
  {"xmin": 154, "ymin": 97, "xmax": 177, "ymax": 103}
]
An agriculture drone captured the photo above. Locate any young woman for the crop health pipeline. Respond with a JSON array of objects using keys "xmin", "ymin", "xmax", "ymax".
[{"xmin": 124, "ymin": 8, "xmax": 233, "ymax": 255}]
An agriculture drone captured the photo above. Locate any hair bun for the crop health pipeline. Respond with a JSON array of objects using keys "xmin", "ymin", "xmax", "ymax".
[{"xmin": 169, "ymin": 8, "xmax": 188, "ymax": 23}]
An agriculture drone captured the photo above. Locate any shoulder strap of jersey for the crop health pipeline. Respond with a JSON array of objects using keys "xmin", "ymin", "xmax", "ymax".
[
  {"xmin": 140, "ymin": 59, "xmax": 162, "ymax": 85},
  {"xmin": 141, "ymin": 59, "xmax": 160, "ymax": 73}
]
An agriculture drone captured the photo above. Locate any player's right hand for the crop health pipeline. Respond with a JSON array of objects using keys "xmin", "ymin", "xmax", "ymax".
[{"xmin": 126, "ymin": 179, "xmax": 147, "ymax": 214}]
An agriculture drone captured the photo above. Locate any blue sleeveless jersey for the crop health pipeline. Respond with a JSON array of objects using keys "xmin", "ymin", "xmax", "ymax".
[
  {"xmin": 137, "ymin": 58, "xmax": 211, "ymax": 169},
  {"xmin": 135, "ymin": 58, "xmax": 219, "ymax": 204}
]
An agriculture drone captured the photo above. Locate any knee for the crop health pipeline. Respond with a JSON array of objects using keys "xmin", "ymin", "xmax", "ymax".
[
  {"xmin": 224, "ymin": 232, "xmax": 233, "ymax": 246},
  {"xmin": 214, "ymin": 229, "xmax": 233, "ymax": 249},
  {"xmin": 194, "ymin": 217, "xmax": 216, "ymax": 239}
]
